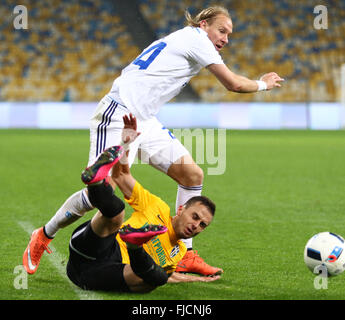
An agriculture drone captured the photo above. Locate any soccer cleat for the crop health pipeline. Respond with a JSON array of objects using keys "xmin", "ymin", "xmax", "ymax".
[
  {"xmin": 119, "ymin": 224, "xmax": 167, "ymax": 246},
  {"xmin": 175, "ymin": 250, "xmax": 223, "ymax": 276},
  {"xmin": 81, "ymin": 145, "xmax": 124, "ymax": 185},
  {"xmin": 23, "ymin": 227, "xmax": 52, "ymax": 275}
]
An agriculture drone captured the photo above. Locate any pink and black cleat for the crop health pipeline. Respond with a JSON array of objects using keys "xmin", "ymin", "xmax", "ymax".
[
  {"xmin": 81, "ymin": 145, "xmax": 124, "ymax": 185},
  {"xmin": 119, "ymin": 224, "xmax": 168, "ymax": 246}
]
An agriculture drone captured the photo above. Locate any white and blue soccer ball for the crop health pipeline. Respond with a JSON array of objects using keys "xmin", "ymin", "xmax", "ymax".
[{"xmin": 304, "ymin": 232, "xmax": 345, "ymax": 276}]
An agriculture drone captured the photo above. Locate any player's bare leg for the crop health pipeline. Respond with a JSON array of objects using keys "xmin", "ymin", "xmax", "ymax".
[
  {"xmin": 167, "ymin": 154, "xmax": 204, "ymax": 186},
  {"xmin": 167, "ymin": 154, "xmax": 223, "ymax": 276}
]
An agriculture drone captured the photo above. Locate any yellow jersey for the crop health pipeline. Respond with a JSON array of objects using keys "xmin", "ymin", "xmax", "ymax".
[{"xmin": 116, "ymin": 181, "xmax": 187, "ymax": 274}]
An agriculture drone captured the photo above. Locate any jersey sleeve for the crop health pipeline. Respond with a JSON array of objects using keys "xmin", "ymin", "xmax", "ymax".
[
  {"xmin": 125, "ymin": 181, "xmax": 160, "ymax": 212},
  {"xmin": 185, "ymin": 28, "xmax": 224, "ymax": 67}
]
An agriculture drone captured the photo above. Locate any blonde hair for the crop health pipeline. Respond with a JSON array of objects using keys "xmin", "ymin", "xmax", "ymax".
[{"xmin": 185, "ymin": 6, "xmax": 231, "ymax": 27}]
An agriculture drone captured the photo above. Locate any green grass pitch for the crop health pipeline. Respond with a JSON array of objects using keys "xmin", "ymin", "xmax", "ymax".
[{"xmin": 1, "ymin": 129, "xmax": 345, "ymax": 300}]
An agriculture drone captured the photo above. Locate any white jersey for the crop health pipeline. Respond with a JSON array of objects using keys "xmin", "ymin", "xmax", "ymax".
[{"xmin": 109, "ymin": 26, "xmax": 224, "ymax": 120}]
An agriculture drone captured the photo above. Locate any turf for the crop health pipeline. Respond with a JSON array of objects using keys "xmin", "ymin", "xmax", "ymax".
[{"xmin": 1, "ymin": 129, "xmax": 345, "ymax": 300}]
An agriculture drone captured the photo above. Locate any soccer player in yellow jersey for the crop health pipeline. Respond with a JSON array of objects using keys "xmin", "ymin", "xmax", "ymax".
[
  {"xmin": 116, "ymin": 181, "xmax": 188, "ymax": 275},
  {"xmin": 66, "ymin": 114, "xmax": 221, "ymax": 293}
]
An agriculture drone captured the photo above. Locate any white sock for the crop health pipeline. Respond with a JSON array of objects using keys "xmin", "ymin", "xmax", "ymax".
[
  {"xmin": 44, "ymin": 189, "xmax": 94, "ymax": 238},
  {"xmin": 175, "ymin": 184, "xmax": 203, "ymax": 250}
]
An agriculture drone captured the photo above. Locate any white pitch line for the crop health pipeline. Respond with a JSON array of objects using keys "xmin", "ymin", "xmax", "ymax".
[{"xmin": 18, "ymin": 221, "xmax": 103, "ymax": 300}]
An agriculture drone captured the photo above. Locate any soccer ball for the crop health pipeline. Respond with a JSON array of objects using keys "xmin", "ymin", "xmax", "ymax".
[{"xmin": 304, "ymin": 232, "xmax": 345, "ymax": 276}]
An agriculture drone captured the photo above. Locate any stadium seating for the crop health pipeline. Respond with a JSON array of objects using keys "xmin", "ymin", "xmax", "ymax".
[
  {"xmin": 1, "ymin": 0, "xmax": 344, "ymax": 102},
  {"xmin": 1, "ymin": 0, "xmax": 140, "ymax": 102}
]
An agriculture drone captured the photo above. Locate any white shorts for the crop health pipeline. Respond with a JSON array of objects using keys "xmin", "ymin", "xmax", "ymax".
[{"xmin": 88, "ymin": 95, "xmax": 189, "ymax": 173}]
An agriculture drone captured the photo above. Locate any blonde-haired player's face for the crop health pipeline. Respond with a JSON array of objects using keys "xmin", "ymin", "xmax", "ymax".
[{"xmin": 200, "ymin": 14, "xmax": 232, "ymax": 51}]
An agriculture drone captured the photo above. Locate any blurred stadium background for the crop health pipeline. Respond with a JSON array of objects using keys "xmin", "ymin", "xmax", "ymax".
[{"xmin": 0, "ymin": 0, "xmax": 344, "ymax": 129}]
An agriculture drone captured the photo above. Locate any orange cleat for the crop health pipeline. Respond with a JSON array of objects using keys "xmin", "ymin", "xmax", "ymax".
[
  {"xmin": 23, "ymin": 227, "xmax": 52, "ymax": 274},
  {"xmin": 175, "ymin": 250, "xmax": 223, "ymax": 276}
]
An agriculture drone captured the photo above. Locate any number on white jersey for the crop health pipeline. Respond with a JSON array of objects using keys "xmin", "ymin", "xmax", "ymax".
[{"xmin": 133, "ymin": 42, "xmax": 167, "ymax": 70}]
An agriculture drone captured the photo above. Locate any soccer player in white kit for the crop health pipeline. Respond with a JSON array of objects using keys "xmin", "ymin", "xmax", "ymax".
[{"xmin": 23, "ymin": 6, "xmax": 284, "ymax": 276}]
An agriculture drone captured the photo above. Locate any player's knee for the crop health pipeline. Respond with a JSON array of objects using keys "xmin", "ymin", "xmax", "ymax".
[
  {"xmin": 136, "ymin": 263, "xmax": 168, "ymax": 288},
  {"xmin": 168, "ymin": 154, "xmax": 204, "ymax": 186},
  {"xmin": 109, "ymin": 210, "xmax": 125, "ymax": 230},
  {"xmin": 181, "ymin": 165, "xmax": 204, "ymax": 186},
  {"xmin": 193, "ymin": 165, "xmax": 204, "ymax": 184},
  {"xmin": 127, "ymin": 247, "xmax": 169, "ymax": 288},
  {"xmin": 88, "ymin": 182, "xmax": 125, "ymax": 218}
]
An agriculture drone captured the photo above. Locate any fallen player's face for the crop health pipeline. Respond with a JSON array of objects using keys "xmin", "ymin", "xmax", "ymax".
[
  {"xmin": 202, "ymin": 14, "xmax": 232, "ymax": 51},
  {"xmin": 175, "ymin": 202, "xmax": 213, "ymax": 239}
]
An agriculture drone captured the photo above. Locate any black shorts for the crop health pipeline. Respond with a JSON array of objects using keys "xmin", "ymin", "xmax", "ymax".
[{"xmin": 66, "ymin": 220, "xmax": 130, "ymax": 292}]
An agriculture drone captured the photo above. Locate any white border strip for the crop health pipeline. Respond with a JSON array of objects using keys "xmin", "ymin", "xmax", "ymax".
[{"xmin": 0, "ymin": 102, "xmax": 343, "ymax": 129}]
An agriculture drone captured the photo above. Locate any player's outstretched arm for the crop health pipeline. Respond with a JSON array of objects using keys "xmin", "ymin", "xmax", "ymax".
[
  {"xmin": 167, "ymin": 272, "xmax": 221, "ymax": 283},
  {"xmin": 207, "ymin": 63, "xmax": 284, "ymax": 93},
  {"xmin": 112, "ymin": 114, "xmax": 140, "ymax": 199}
]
